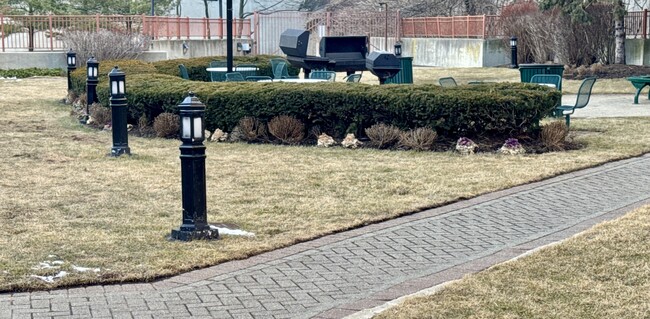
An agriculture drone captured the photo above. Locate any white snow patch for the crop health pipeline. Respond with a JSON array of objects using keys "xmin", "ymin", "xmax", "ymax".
[
  {"xmin": 50, "ymin": 260, "xmax": 65, "ymax": 265},
  {"xmin": 209, "ymin": 225, "xmax": 255, "ymax": 237},
  {"xmin": 30, "ymin": 271, "xmax": 68, "ymax": 283},
  {"xmin": 31, "ymin": 261, "xmax": 61, "ymax": 270},
  {"xmin": 71, "ymin": 265, "xmax": 100, "ymax": 273}
]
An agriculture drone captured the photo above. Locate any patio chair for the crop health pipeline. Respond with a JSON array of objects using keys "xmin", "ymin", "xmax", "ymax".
[
  {"xmin": 209, "ymin": 60, "xmax": 227, "ymax": 82},
  {"xmin": 225, "ymin": 72, "xmax": 245, "ymax": 82},
  {"xmin": 530, "ymin": 74, "xmax": 562, "ymax": 91},
  {"xmin": 531, "ymin": 74, "xmax": 563, "ymax": 115},
  {"xmin": 343, "ymin": 73, "xmax": 362, "ymax": 82},
  {"xmin": 178, "ymin": 64, "xmax": 189, "ymax": 80},
  {"xmin": 245, "ymin": 76, "xmax": 273, "ymax": 82},
  {"xmin": 554, "ymin": 77, "xmax": 596, "ymax": 128},
  {"xmin": 309, "ymin": 70, "xmax": 336, "ymax": 82},
  {"xmin": 439, "ymin": 77, "xmax": 457, "ymax": 87},
  {"xmin": 271, "ymin": 60, "xmax": 299, "ymax": 79},
  {"xmin": 235, "ymin": 63, "xmax": 258, "ymax": 79}
]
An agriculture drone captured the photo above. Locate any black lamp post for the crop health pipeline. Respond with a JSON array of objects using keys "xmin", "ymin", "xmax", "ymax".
[
  {"xmin": 394, "ymin": 41, "xmax": 402, "ymax": 57},
  {"xmin": 66, "ymin": 49, "xmax": 76, "ymax": 91},
  {"xmin": 85, "ymin": 56, "xmax": 99, "ymax": 123},
  {"xmin": 108, "ymin": 66, "xmax": 131, "ymax": 157},
  {"xmin": 510, "ymin": 36, "xmax": 518, "ymax": 69},
  {"xmin": 171, "ymin": 92, "xmax": 219, "ymax": 241}
]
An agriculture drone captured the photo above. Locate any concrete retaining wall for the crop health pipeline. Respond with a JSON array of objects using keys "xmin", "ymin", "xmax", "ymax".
[
  {"xmin": 7, "ymin": 38, "xmax": 650, "ymax": 69},
  {"xmin": 0, "ymin": 51, "xmax": 167, "ymax": 70},
  {"xmin": 625, "ymin": 39, "xmax": 650, "ymax": 65}
]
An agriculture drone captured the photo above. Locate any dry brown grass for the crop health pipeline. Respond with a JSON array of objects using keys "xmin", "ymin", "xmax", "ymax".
[
  {"xmin": 374, "ymin": 204, "xmax": 650, "ymax": 319},
  {"xmin": 2, "ymin": 77, "xmax": 650, "ymax": 292},
  {"xmin": 541, "ymin": 120, "xmax": 569, "ymax": 151},
  {"xmin": 353, "ymin": 67, "xmax": 634, "ymax": 94}
]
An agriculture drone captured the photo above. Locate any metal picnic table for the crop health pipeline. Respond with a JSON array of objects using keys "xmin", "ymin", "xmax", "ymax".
[{"xmin": 627, "ymin": 75, "xmax": 650, "ymax": 104}]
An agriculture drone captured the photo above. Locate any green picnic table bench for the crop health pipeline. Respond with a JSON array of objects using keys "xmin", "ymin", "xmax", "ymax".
[{"xmin": 627, "ymin": 75, "xmax": 650, "ymax": 104}]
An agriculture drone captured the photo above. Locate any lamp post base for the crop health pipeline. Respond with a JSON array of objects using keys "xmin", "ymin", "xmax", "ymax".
[
  {"xmin": 110, "ymin": 146, "xmax": 131, "ymax": 157},
  {"xmin": 170, "ymin": 228, "xmax": 219, "ymax": 241}
]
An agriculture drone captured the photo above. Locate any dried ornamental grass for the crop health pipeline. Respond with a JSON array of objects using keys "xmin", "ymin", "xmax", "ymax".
[
  {"xmin": 541, "ymin": 121, "xmax": 569, "ymax": 151},
  {"xmin": 238, "ymin": 117, "xmax": 267, "ymax": 142},
  {"xmin": 398, "ymin": 127, "xmax": 437, "ymax": 151},
  {"xmin": 153, "ymin": 112, "xmax": 180, "ymax": 138},
  {"xmin": 89, "ymin": 103, "xmax": 112, "ymax": 127},
  {"xmin": 268, "ymin": 115, "xmax": 305, "ymax": 144},
  {"xmin": 365, "ymin": 123, "xmax": 402, "ymax": 149}
]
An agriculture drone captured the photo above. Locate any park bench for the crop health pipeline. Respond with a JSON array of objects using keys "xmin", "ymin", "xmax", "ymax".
[{"xmin": 627, "ymin": 75, "xmax": 650, "ymax": 104}]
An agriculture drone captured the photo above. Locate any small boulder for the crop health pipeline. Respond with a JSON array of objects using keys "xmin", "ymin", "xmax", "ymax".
[
  {"xmin": 317, "ymin": 133, "xmax": 336, "ymax": 147},
  {"xmin": 341, "ymin": 133, "xmax": 362, "ymax": 149},
  {"xmin": 210, "ymin": 129, "xmax": 228, "ymax": 142}
]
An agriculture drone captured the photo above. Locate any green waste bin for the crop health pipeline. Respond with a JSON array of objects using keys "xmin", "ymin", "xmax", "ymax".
[
  {"xmin": 519, "ymin": 64, "xmax": 564, "ymax": 83},
  {"xmin": 385, "ymin": 57, "xmax": 413, "ymax": 84}
]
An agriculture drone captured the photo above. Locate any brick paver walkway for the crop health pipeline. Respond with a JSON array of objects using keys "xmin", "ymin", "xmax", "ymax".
[{"xmin": 3, "ymin": 154, "xmax": 650, "ymax": 319}]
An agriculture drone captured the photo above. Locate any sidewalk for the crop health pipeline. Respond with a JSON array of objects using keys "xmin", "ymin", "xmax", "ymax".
[
  {"xmin": 567, "ymin": 93, "xmax": 650, "ymax": 118},
  {"xmin": 3, "ymin": 95, "xmax": 650, "ymax": 319}
]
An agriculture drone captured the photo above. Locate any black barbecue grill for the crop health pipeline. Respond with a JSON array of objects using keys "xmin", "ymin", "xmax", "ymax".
[
  {"xmin": 366, "ymin": 51, "xmax": 402, "ymax": 84},
  {"xmin": 279, "ymin": 29, "xmax": 368, "ymax": 77}
]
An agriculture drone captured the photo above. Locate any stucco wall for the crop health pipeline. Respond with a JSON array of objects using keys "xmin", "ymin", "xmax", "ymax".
[
  {"xmin": 0, "ymin": 51, "xmax": 167, "ymax": 70},
  {"xmin": 625, "ymin": 39, "xmax": 650, "ymax": 66},
  {"xmin": 399, "ymin": 38, "xmax": 509, "ymax": 67}
]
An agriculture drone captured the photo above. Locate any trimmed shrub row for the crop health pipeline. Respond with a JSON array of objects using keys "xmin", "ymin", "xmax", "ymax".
[
  {"xmin": 69, "ymin": 57, "xmax": 559, "ymax": 139},
  {"xmin": 93, "ymin": 74, "xmax": 558, "ymax": 139},
  {"xmin": 69, "ymin": 55, "xmax": 300, "ymax": 94}
]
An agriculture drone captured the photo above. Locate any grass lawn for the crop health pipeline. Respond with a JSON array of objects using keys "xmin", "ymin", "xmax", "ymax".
[
  {"xmin": 0, "ymin": 73, "xmax": 648, "ymax": 292},
  {"xmin": 374, "ymin": 204, "xmax": 650, "ymax": 319},
  {"xmin": 354, "ymin": 67, "xmax": 636, "ymax": 94}
]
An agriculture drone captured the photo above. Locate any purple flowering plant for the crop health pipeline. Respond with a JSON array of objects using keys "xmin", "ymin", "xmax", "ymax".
[
  {"xmin": 504, "ymin": 138, "xmax": 521, "ymax": 148},
  {"xmin": 457, "ymin": 137, "xmax": 475, "ymax": 146}
]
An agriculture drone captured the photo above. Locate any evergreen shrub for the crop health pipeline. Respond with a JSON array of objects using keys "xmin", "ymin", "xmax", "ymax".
[{"xmin": 116, "ymin": 75, "xmax": 559, "ymax": 140}]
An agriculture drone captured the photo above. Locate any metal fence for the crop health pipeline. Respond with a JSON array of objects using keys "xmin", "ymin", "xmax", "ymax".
[
  {"xmin": 0, "ymin": 14, "xmax": 251, "ymax": 51},
  {"xmin": 3, "ymin": 11, "xmax": 648, "ymax": 53},
  {"xmin": 401, "ymin": 15, "xmax": 501, "ymax": 38}
]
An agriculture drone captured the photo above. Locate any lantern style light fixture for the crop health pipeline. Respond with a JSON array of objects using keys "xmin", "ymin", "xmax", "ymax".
[
  {"xmin": 510, "ymin": 36, "xmax": 518, "ymax": 69},
  {"xmin": 108, "ymin": 66, "xmax": 130, "ymax": 157},
  {"xmin": 171, "ymin": 92, "xmax": 219, "ymax": 241},
  {"xmin": 394, "ymin": 41, "xmax": 402, "ymax": 57},
  {"xmin": 84, "ymin": 56, "xmax": 99, "ymax": 123},
  {"xmin": 66, "ymin": 49, "xmax": 76, "ymax": 91}
]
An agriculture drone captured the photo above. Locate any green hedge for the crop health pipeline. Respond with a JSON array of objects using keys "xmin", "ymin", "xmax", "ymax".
[
  {"xmin": 117, "ymin": 75, "xmax": 558, "ymax": 139},
  {"xmin": 68, "ymin": 56, "xmax": 559, "ymax": 139},
  {"xmin": 70, "ymin": 59, "xmax": 158, "ymax": 96},
  {"xmin": 70, "ymin": 55, "xmax": 299, "ymax": 93},
  {"xmin": 0, "ymin": 68, "xmax": 64, "ymax": 78}
]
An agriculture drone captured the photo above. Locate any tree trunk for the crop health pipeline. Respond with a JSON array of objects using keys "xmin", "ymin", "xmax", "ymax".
[
  {"xmin": 203, "ymin": 0, "xmax": 211, "ymax": 38},
  {"xmin": 614, "ymin": 15, "xmax": 625, "ymax": 64},
  {"xmin": 464, "ymin": 0, "xmax": 476, "ymax": 15}
]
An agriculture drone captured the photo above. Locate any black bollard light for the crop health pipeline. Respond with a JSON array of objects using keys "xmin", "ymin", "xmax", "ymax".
[
  {"xmin": 84, "ymin": 56, "xmax": 99, "ymax": 123},
  {"xmin": 510, "ymin": 36, "xmax": 518, "ymax": 69},
  {"xmin": 66, "ymin": 49, "xmax": 76, "ymax": 91},
  {"xmin": 171, "ymin": 92, "xmax": 219, "ymax": 241},
  {"xmin": 394, "ymin": 41, "xmax": 402, "ymax": 57},
  {"xmin": 108, "ymin": 66, "xmax": 131, "ymax": 157}
]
